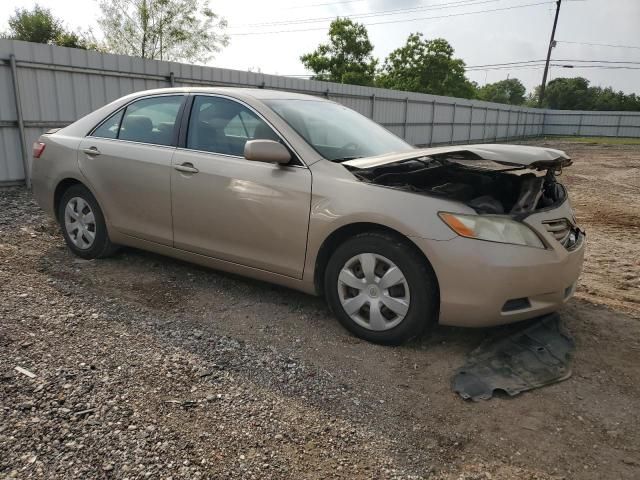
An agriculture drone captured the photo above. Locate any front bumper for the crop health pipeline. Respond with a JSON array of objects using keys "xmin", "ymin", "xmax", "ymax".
[{"xmin": 411, "ymin": 201, "xmax": 585, "ymax": 328}]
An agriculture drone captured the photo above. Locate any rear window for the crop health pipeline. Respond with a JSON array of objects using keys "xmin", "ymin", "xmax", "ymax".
[
  {"xmin": 91, "ymin": 95, "xmax": 184, "ymax": 146},
  {"xmin": 119, "ymin": 96, "xmax": 183, "ymax": 146}
]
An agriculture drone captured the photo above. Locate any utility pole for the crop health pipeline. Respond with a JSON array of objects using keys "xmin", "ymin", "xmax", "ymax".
[{"xmin": 539, "ymin": 0, "xmax": 562, "ymax": 106}]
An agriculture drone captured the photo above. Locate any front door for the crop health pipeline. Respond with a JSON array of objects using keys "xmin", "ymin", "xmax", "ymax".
[
  {"xmin": 170, "ymin": 95, "xmax": 312, "ymax": 278},
  {"xmin": 78, "ymin": 94, "xmax": 185, "ymax": 246}
]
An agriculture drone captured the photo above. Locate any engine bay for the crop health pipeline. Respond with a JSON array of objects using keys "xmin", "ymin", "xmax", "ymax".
[{"xmin": 348, "ymin": 155, "xmax": 567, "ymax": 215}]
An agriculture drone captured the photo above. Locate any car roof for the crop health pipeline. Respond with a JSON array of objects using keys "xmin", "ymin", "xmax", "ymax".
[{"xmin": 128, "ymin": 87, "xmax": 325, "ymax": 102}]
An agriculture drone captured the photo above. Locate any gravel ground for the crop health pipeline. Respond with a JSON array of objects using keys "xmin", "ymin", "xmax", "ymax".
[{"xmin": 1, "ymin": 140, "xmax": 639, "ymax": 479}]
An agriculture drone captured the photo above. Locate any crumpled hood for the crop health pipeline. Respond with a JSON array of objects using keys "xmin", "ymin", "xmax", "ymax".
[{"xmin": 342, "ymin": 144, "xmax": 572, "ymax": 170}]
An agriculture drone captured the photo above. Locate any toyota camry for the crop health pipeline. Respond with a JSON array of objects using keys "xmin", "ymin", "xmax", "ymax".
[{"xmin": 31, "ymin": 88, "xmax": 585, "ymax": 344}]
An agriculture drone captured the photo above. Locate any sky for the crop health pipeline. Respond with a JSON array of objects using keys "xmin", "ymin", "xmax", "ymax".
[{"xmin": 1, "ymin": 0, "xmax": 639, "ymax": 95}]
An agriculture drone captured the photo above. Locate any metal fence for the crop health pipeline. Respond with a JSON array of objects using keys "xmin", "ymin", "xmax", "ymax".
[
  {"xmin": 1, "ymin": 39, "xmax": 639, "ymax": 185},
  {"xmin": 543, "ymin": 110, "xmax": 640, "ymax": 138}
]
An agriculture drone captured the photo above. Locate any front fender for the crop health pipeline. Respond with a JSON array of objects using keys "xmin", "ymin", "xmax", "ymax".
[{"xmin": 302, "ymin": 160, "xmax": 472, "ymax": 288}]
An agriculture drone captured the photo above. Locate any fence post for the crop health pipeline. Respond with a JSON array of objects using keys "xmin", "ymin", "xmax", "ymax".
[
  {"xmin": 403, "ymin": 97, "xmax": 409, "ymax": 140},
  {"xmin": 467, "ymin": 105, "xmax": 473, "ymax": 143},
  {"xmin": 9, "ymin": 54, "xmax": 30, "ymax": 189},
  {"xmin": 523, "ymin": 111, "xmax": 528, "ymax": 139},
  {"xmin": 495, "ymin": 109, "xmax": 499, "ymax": 142},
  {"xmin": 450, "ymin": 102, "xmax": 457, "ymax": 145},
  {"xmin": 482, "ymin": 107, "xmax": 488, "ymax": 142},
  {"xmin": 371, "ymin": 94, "xmax": 376, "ymax": 120},
  {"xmin": 542, "ymin": 112, "xmax": 547, "ymax": 137},
  {"xmin": 429, "ymin": 100, "xmax": 436, "ymax": 146},
  {"xmin": 168, "ymin": 71, "xmax": 175, "ymax": 87},
  {"xmin": 615, "ymin": 114, "xmax": 622, "ymax": 137},
  {"xmin": 577, "ymin": 113, "xmax": 583, "ymax": 136}
]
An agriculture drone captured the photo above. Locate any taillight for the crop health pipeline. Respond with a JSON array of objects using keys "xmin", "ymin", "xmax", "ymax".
[{"xmin": 33, "ymin": 141, "xmax": 46, "ymax": 159}]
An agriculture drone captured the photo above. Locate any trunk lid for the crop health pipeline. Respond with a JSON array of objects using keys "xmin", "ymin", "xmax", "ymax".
[{"xmin": 342, "ymin": 144, "xmax": 572, "ymax": 170}]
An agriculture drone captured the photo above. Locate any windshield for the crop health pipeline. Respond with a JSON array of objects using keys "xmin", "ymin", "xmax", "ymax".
[{"xmin": 263, "ymin": 99, "xmax": 414, "ymax": 161}]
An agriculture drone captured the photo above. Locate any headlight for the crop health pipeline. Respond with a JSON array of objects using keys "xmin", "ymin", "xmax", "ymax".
[{"xmin": 439, "ymin": 212, "xmax": 545, "ymax": 248}]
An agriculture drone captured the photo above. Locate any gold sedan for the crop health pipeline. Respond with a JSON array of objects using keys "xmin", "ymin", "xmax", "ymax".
[{"xmin": 31, "ymin": 88, "xmax": 584, "ymax": 344}]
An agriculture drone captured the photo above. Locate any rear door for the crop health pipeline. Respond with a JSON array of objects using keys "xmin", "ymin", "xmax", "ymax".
[
  {"xmin": 170, "ymin": 94, "xmax": 312, "ymax": 278},
  {"xmin": 78, "ymin": 94, "xmax": 185, "ymax": 246}
]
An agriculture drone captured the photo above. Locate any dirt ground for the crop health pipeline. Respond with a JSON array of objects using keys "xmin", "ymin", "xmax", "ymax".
[{"xmin": 1, "ymin": 139, "xmax": 639, "ymax": 479}]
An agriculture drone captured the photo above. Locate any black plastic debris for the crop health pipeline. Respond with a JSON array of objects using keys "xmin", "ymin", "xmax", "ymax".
[{"xmin": 452, "ymin": 313, "xmax": 575, "ymax": 401}]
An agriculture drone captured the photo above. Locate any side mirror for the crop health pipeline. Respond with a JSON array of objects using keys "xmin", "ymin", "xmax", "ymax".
[{"xmin": 244, "ymin": 139, "xmax": 291, "ymax": 165}]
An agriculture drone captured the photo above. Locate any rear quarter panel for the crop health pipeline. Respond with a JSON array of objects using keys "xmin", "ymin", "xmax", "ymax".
[{"xmin": 31, "ymin": 133, "xmax": 84, "ymax": 218}]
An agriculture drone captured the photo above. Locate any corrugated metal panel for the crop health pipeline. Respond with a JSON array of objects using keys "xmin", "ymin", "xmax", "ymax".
[
  {"xmin": 1, "ymin": 39, "xmax": 639, "ymax": 183},
  {"xmin": 0, "ymin": 128, "xmax": 23, "ymax": 181}
]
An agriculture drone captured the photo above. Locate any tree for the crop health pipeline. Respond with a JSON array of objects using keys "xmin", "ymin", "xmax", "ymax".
[
  {"xmin": 477, "ymin": 78, "xmax": 526, "ymax": 105},
  {"xmin": 300, "ymin": 18, "xmax": 377, "ymax": 86},
  {"xmin": 4, "ymin": 5, "xmax": 89, "ymax": 49},
  {"xmin": 377, "ymin": 34, "xmax": 476, "ymax": 98},
  {"xmin": 536, "ymin": 77, "xmax": 593, "ymax": 109},
  {"xmin": 529, "ymin": 77, "xmax": 640, "ymax": 110},
  {"xmin": 97, "ymin": 0, "xmax": 229, "ymax": 63}
]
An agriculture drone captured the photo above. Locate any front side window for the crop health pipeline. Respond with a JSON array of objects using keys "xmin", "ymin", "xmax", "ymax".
[
  {"xmin": 187, "ymin": 96, "xmax": 280, "ymax": 157},
  {"xmin": 264, "ymin": 99, "xmax": 414, "ymax": 162},
  {"xmin": 117, "ymin": 96, "xmax": 184, "ymax": 146}
]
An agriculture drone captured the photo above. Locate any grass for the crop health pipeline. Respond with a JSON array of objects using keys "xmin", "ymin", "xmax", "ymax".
[{"xmin": 545, "ymin": 136, "xmax": 640, "ymax": 145}]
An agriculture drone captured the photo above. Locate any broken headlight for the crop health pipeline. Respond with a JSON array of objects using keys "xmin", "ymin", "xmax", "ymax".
[{"xmin": 439, "ymin": 212, "xmax": 545, "ymax": 249}]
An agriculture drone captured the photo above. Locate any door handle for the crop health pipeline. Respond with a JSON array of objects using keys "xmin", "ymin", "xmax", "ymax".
[
  {"xmin": 174, "ymin": 163, "xmax": 199, "ymax": 174},
  {"xmin": 82, "ymin": 146, "xmax": 101, "ymax": 156}
]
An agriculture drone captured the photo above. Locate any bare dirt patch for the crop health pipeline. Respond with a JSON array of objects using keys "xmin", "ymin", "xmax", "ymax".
[{"xmin": 1, "ymin": 140, "xmax": 639, "ymax": 479}]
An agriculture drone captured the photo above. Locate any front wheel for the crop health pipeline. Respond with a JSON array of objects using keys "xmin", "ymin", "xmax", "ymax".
[{"xmin": 324, "ymin": 232, "xmax": 438, "ymax": 345}]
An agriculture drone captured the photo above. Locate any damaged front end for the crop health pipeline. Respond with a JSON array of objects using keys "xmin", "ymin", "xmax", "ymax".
[{"xmin": 343, "ymin": 144, "xmax": 573, "ymax": 217}]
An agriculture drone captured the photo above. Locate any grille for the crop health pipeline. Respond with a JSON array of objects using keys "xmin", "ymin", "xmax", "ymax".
[{"xmin": 543, "ymin": 218, "xmax": 579, "ymax": 249}]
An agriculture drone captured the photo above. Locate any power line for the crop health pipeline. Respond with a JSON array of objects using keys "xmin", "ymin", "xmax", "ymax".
[
  {"xmin": 465, "ymin": 58, "xmax": 640, "ymax": 70},
  {"xmin": 551, "ymin": 64, "xmax": 640, "ymax": 70},
  {"xmin": 466, "ymin": 59, "xmax": 547, "ymax": 68},
  {"xmin": 283, "ymin": 0, "xmax": 366, "ymax": 10},
  {"xmin": 467, "ymin": 63, "xmax": 640, "ymax": 72},
  {"xmin": 228, "ymin": 1, "xmax": 555, "ymax": 36},
  {"xmin": 553, "ymin": 59, "xmax": 640, "ymax": 65},
  {"xmin": 231, "ymin": 0, "xmax": 498, "ymax": 28},
  {"xmin": 467, "ymin": 64, "xmax": 547, "ymax": 71},
  {"xmin": 556, "ymin": 40, "xmax": 640, "ymax": 50},
  {"xmin": 288, "ymin": 62, "xmax": 640, "ymax": 77}
]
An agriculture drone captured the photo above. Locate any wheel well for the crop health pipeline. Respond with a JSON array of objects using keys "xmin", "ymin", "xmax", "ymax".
[
  {"xmin": 313, "ymin": 222, "xmax": 439, "ymax": 299},
  {"xmin": 53, "ymin": 178, "xmax": 82, "ymax": 221}
]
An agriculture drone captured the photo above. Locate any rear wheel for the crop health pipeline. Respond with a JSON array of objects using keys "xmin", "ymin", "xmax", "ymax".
[
  {"xmin": 324, "ymin": 232, "xmax": 438, "ymax": 345},
  {"xmin": 58, "ymin": 184, "xmax": 117, "ymax": 259}
]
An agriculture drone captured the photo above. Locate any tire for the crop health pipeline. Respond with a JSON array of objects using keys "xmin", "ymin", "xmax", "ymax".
[
  {"xmin": 324, "ymin": 231, "xmax": 438, "ymax": 345},
  {"xmin": 57, "ymin": 184, "xmax": 118, "ymax": 259}
]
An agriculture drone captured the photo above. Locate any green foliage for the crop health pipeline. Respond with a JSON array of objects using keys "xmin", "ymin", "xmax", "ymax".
[
  {"xmin": 4, "ymin": 5, "xmax": 89, "ymax": 49},
  {"xmin": 377, "ymin": 34, "xmax": 476, "ymax": 98},
  {"xmin": 97, "ymin": 0, "xmax": 229, "ymax": 63},
  {"xmin": 534, "ymin": 77, "xmax": 640, "ymax": 111},
  {"xmin": 300, "ymin": 18, "xmax": 377, "ymax": 86},
  {"xmin": 477, "ymin": 78, "xmax": 526, "ymax": 105}
]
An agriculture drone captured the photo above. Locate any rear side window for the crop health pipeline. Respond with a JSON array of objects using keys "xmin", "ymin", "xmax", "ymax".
[
  {"xmin": 118, "ymin": 96, "xmax": 183, "ymax": 146},
  {"xmin": 92, "ymin": 110, "xmax": 123, "ymax": 139}
]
